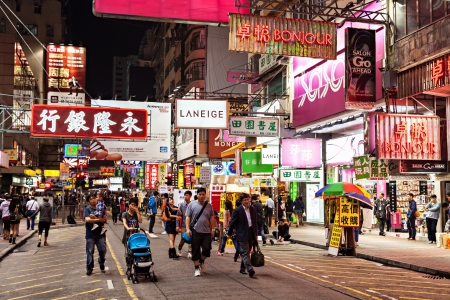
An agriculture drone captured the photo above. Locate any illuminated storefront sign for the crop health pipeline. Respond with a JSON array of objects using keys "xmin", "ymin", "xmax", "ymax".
[
  {"xmin": 377, "ymin": 114, "xmax": 441, "ymax": 160},
  {"xmin": 227, "ymin": 71, "xmax": 258, "ymax": 84},
  {"xmin": 31, "ymin": 105, "xmax": 148, "ymax": 139},
  {"xmin": 100, "ymin": 167, "xmax": 115, "ymax": 176},
  {"xmin": 228, "ymin": 13, "xmax": 337, "ymax": 59}
]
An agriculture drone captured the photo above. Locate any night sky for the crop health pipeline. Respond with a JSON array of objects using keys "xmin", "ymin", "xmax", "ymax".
[{"xmin": 65, "ymin": 0, "xmax": 154, "ymax": 99}]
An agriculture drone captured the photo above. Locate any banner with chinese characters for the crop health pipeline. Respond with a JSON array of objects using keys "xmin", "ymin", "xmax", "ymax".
[
  {"xmin": 328, "ymin": 210, "xmax": 342, "ymax": 255},
  {"xmin": 339, "ymin": 197, "xmax": 360, "ymax": 228},
  {"xmin": 279, "ymin": 169, "xmax": 322, "ymax": 182},
  {"xmin": 237, "ymin": 177, "xmax": 277, "ymax": 187},
  {"xmin": 353, "ymin": 155, "xmax": 370, "ymax": 180},
  {"xmin": 369, "ymin": 159, "xmax": 389, "ymax": 180},
  {"xmin": 281, "ymin": 139, "xmax": 321, "ymax": 168},
  {"xmin": 229, "ymin": 117, "xmax": 279, "ymax": 137},
  {"xmin": 377, "ymin": 114, "xmax": 440, "ymax": 160},
  {"xmin": 158, "ymin": 164, "xmax": 167, "ymax": 186},
  {"xmin": 100, "ymin": 166, "xmax": 115, "ymax": 176},
  {"xmin": 241, "ymin": 152, "xmax": 273, "ymax": 173},
  {"xmin": 229, "ymin": 13, "xmax": 337, "ymax": 59},
  {"xmin": 63, "ymin": 157, "xmax": 88, "ymax": 169},
  {"xmin": 31, "ymin": 105, "xmax": 148, "ymax": 139}
]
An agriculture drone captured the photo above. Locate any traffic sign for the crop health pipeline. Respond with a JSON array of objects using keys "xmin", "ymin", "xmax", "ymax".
[
  {"xmin": 58, "ymin": 181, "xmax": 62, "ymax": 187},
  {"xmin": 66, "ymin": 181, "xmax": 70, "ymax": 186}
]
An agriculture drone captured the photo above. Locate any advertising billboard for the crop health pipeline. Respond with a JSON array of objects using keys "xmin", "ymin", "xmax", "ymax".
[
  {"xmin": 176, "ymin": 129, "xmax": 199, "ymax": 161},
  {"xmin": 46, "ymin": 45, "xmax": 87, "ymax": 105},
  {"xmin": 326, "ymin": 134, "xmax": 365, "ymax": 166},
  {"xmin": 31, "ymin": 105, "xmax": 148, "ymax": 139},
  {"xmin": 281, "ymin": 139, "xmax": 322, "ymax": 168},
  {"xmin": 176, "ymin": 99, "xmax": 228, "ymax": 129},
  {"xmin": 228, "ymin": 14, "xmax": 337, "ymax": 59},
  {"xmin": 91, "ymin": 100, "xmax": 171, "ymax": 161},
  {"xmin": 64, "ymin": 144, "xmax": 82, "ymax": 158},
  {"xmin": 93, "ymin": 0, "xmax": 248, "ymax": 25},
  {"xmin": 346, "ymin": 28, "xmax": 376, "ymax": 105},
  {"xmin": 208, "ymin": 129, "xmax": 238, "ymax": 158}
]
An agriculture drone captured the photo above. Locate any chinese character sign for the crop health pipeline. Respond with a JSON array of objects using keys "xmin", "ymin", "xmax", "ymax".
[
  {"xmin": 328, "ymin": 211, "xmax": 342, "ymax": 250},
  {"xmin": 229, "ymin": 14, "xmax": 337, "ymax": 59},
  {"xmin": 241, "ymin": 152, "xmax": 273, "ymax": 173},
  {"xmin": 369, "ymin": 158, "xmax": 389, "ymax": 179},
  {"xmin": 281, "ymin": 139, "xmax": 321, "ymax": 168},
  {"xmin": 353, "ymin": 155, "xmax": 370, "ymax": 180},
  {"xmin": 229, "ymin": 117, "xmax": 279, "ymax": 137},
  {"xmin": 31, "ymin": 105, "xmax": 148, "ymax": 139},
  {"xmin": 279, "ymin": 169, "xmax": 322, "ymax": 182},
  {"xmin": 339, "ymin": 197, "xmax": 360, "ymax": 228},
  {"xmin": 377, "ymin": 114, "xmax": 440, "ymax": 160}
]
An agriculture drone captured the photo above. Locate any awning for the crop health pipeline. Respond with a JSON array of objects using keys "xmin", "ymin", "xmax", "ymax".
[{"xmin": 221, "ymin": 142, "xmax": 245, "ymax": 158}]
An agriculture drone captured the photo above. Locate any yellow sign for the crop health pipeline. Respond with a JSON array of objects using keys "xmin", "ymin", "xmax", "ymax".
[
  {"xmin": 339, "ymin": 197, "xmax": 360, "ymax": 227},
  {"xmin": 24, "ymin": 169, "xmax": 36, "ymax": 176},
  {"xmin": 3, "ymin": 149, "xmax": 17, "ymax": 161},
  {"xmin": 224, "ymin": 238, "xmax": 236, "ymax": 254},
  {"xmin": 178, "ymin": 169, "xmax": 184, "ymax": 189},
  {"xmin": 44, "ymin": 170, "xmax": 60, "ymax": 177},
  {"xmin": 158, "ymin": 164, "xmax": 167, "ymax": 185},
  {"xmin": 39, "ymin": 183, "xmax": 45, "ymax": 189},
  {"xmin": 219, "ymin": 193, "xmax": 226, "ymax": 222},
  {"xmin": 329, "ymin": 211, "xmax": 342, "ymax": 249},
  {"xmin": 35, "ymin": 169, "xmax": 42, "ymax": 175},
  {"xmin": 195, "ymin": 165, "xmax": 200, "ymax": 178}
]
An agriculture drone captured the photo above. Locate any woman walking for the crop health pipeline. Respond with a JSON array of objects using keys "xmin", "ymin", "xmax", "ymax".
[
  {"xmin": 9, "ymin": 196, "xmax": 24, "ymax": 244},
  {"xmin": 425, "ymin": 195, "xmax": 440, "ymax": 244},
  {"xmin": 110, "ymin": 196, "xmax": 120, "ymax": 225},
  {"xmin": 1, "ymin": 196, "xmax": 11, "ymax": 239},
  {"xmin": 293, "ymin": 196, "xmax": 305, "ymax": 227},
  {"xmin": 164, "ymin": 197, "xmax": 180, "ymax": 259},
  {"xmin": 285, "ymin": 196, "xmax": 294, "ymax": 226},
  {"xmin": 29, "ymin": 196, "xmax": 52, "ymax": 247},
  {"xmin": 218, "ymin": 200, "xmax": 242, "ymax": 262}
]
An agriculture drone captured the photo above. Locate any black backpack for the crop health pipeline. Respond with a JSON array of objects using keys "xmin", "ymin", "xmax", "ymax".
[{"xmin": 67, "ymin": 215, "xmax": 76, "ymax": 224}]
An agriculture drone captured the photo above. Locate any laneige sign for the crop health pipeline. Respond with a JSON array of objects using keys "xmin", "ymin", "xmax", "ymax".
[{"xmin": 175, "ymin": 99, "xmax": 228, "ymax": 129}]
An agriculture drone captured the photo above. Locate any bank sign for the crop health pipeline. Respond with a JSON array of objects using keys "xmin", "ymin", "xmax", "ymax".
[
  {"xmin": 228, "ymin": 14, "xmax": 337, "ymax": 59},
  {"xmin": 377, "ymin": 114, "xmax": 441, "ymax": 161}
]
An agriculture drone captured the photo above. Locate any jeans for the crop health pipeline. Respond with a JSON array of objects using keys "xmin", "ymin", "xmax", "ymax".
[
  {"xmin": 426, "ymin": 218, "xmax": 438, "ymax": 242},
  {"xmin": 27, "ymin": 211, "xmax": 36, "ymax": 229},
  {"xmin": 53, "ymin": 207, "xmax": 58, "ymax": 218},
  {"xmin": 112, "ymin": 212, "xmax": 119, "ymax": 224},
  {"xmin": 86, "ymin": 237, "xmax": 107, "ymax": 271},
  {"xmin": 272, "ymin": 231, "xmax": 291, "ymax": 241},
  {"xmin": 69, "ymin": 205, "xmax": 76, "ymax": 217},
  {"xmin": 407, "ymin": 216, "xmax": 416, "ymax": 239},
  {"xmin": 148, "ymin": 214, "xmax": 155, "ymax": 232},
  {"xmin": 258, "ymin": 225, "xmax": 266, "ymax": 243},
  {"xmin": 354, "ymin": 228, "xmax": 359, "ymax": 243}
]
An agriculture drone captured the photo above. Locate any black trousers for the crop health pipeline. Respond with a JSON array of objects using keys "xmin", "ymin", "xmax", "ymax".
[
  {"xmin": 148, "ymin": 214, "xmax": 156, "ymax": 232},
  {"xmin": 112, "ymin": 212, "xmax": 119, "ymax": 223},
  {"xmin": 265, "ymin": 208, "xmax": 273, "ymax": 227},
  {"xmin": 378, "ymin": 218, "xmax": 386, "ymax": 234}
]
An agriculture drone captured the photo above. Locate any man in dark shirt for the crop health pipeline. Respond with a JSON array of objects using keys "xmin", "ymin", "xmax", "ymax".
[
  {"xmin": 270, "ymin": 218, "xmax": 290, "ymax": 244},
  {"xmin": 251, "ymin": 194, "xmax": 266, "ymax": 245}
]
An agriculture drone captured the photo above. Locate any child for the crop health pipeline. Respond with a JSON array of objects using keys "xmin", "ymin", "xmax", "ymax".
[{"xmin": 91, "ymin": 195, "xmax": 107, "ymax": 235}]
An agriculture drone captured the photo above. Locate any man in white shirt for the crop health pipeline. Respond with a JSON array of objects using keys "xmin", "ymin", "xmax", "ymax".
[
  {"xmin": 26, "ymin": 196, "xmax": 39, "ymax": 230},
  {"xmin": 264, "ymin": 194, "xmax": 275, "ymax": 227}
]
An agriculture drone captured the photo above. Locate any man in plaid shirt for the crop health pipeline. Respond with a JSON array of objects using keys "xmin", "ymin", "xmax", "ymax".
[{"xmin": 90, "ymin": 194, "xmax": 107, "ymax": 235}]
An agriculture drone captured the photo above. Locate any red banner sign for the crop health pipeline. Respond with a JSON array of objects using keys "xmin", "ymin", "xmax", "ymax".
[
  {"xmin": 377, "ymin": 114, "xmax": 441, "ymax": 160},
  {"xmin": 31, "ymin": 105, "xmax": 148, "ymax": 139},
  {"xmin": 62, "ymin": 157, "xmax": 89, "ymax": 169},
  {"xmin": 99, "ymin": 166, "xmax": 115, "ymax": 176}
]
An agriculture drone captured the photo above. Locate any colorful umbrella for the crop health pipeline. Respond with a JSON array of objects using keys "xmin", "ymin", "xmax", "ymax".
[
  {"xmin": 344, "ymin": 192, "xmax": 373, "ymax": 209},
  {"xmin": 314, "ymin": 182, "xmax": 371, "ymax": 198}
]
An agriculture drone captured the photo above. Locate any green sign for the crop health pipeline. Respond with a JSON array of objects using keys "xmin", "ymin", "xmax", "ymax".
[
  {"xmin": 353, "ymin": 155, "xmax": 370, "ymax": 180},
  {"xmin": 115, "ymin": 168, "xmax": 124, "ymax": 177},
  {"xmin": 229, "ymin": 117, "xmax": 279, "ymax": 137},
  {"xmin": 241, "ymin": 152, "xmax": 273, "ymax": 173},
  {"xmin": 369, "ymin": 158, "xmax": 389, "ymax": 179}
]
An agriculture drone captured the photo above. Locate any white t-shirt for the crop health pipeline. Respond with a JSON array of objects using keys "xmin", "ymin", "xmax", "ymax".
[{"xmin": 26, "ymin": 199, "xmax": 39, "ymax": 211}]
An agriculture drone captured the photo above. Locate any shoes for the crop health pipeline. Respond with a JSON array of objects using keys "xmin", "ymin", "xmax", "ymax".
[
  {"xmin": 86, "ymin": 269, "xmax": 93, "ymax": 276},
  {"xmin": 161, "ymin": 231, "xmax": 167, "ymax": 235},
  {"xmin": 99, "ymin": 263, "xmax": 105, "ymax": 271},
  {"xmin": 379, "ymin": 232, "xmax": 386, "ymax": 236},
  {"xmin": 149, "ymin": 231, "xmax": 154, "ymax": 234},
  {"xmin": 270, "ymin": 239, "xmax": 274, "ymax": 245},
  {"xmin": 92, "ymin": 224, "xmax": 99, "ymax": 231},
  {"xmin": 360, "ymin": 232, "xmax": 364, "ymax": 235},
  {"xmin": 27, "ymin": 228, "xmax": 30, "ymax": 230},
  {"xmin": 428, "ymin": 241, "xmax": 433, "ymax": 244},
  {"xmin": 217, "ymin": 251, "xmax": 223, "ymax": 256},
  {"xmin": 296, "ymin": 225, "xmax": 299, "ymax": 228},
  {"xmin": 100, "ymin": 228, "xmax": 107, "ymax": 235},
  {"xmin": 68, "ymin": 93, "xmax": 72, "ymax": 95},
  {"xmin": 239, "ymin": 269, "xmax": 248, "ymax": 275},
  {"xmin": 194, "ymin": 268, "xmax": 202, "ymax": 277},
  {"xmin": 9, "ymin": 236, "xmax": 12, "ymax": 244},
  {"xmin": 263, "ymin": 241, "xmax": 266, "ymax": 246},
  {"xmin": 234, "ymin": 258, "xmax": 238, "ymax": 262},
  {"xmin": 44, "ymin": 242, "xmax": 49, "ymax": 246},
  {"xmin": 178, "ymin": 250, "xmax": 182, "ymax": 257},
  {"xmin": 187, "ymin": 253, "xmax": 192, "ymax": 259},
  {"xmin": 200, "ymin": 262, "xmax": 206, "ymax": 273},
  {"xmin": 37, "ymin": 240, "xmax": 41, "ymax": 247},
  {"xmin": 249, "ymin": 270, "xmax": 255, "ymax": 278}
]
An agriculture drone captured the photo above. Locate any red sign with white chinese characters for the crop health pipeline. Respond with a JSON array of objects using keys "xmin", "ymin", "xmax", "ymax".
[
  {"xmin": 99, "ymin": 166, "xmax": 115, "ymax": 176},
  {"xmin": 31, "ymin": 105, "xmax": 148, "ymax": 139},
  {"xmin": 377, "ymin": 114, "xmax": 441, "ymax": 160},
  {"xmin": 144, "ymin": 164, "xmax": 158, "ymax": 189},
  {"xmin": 229, "ymin": 13, "xmax": 337, "ymax": 59},
  {"xmin": 63, "ymin": 157, "xmax": 89, "ymax": 169}
]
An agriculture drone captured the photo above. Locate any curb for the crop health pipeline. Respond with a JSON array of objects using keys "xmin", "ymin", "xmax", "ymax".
[
  {"xmin": 0, "ymin": 229, "xmax": 37, "ymax": 261},
  {"xmin": 290, "ymin": 238, "xmax": 450, "ymax": 279}
]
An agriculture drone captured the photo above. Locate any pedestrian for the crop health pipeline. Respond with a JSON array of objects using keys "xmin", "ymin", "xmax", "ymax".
[
  {"xmin": 68, "ymin": 193, "xmax": 77, "ymax": 217},
  {"xmin": 177, "ymin": 190, "xmax": 192, "ymax": 258},
  {"xmin": 425, "ymin": 194, "xmax": 440, "ymax": 244},
  {"xmin": 218, "ymin": 200, "xmax": 240, "ymax": 257},
  {"xmin": 26, "ymin": 196, "xmax": 38, "ymax": 230},
  {"xmin": 29, "ymin": 196, "xmax": 52, "ymax": 247},
  {"xmin": 9, "ymin": 196, "xmax": 24, "ymax": 244},
  {"xmin": 1, "ymin": 195, "xmax": 11, "ymax": 240},
  {"xmin": 277, "ymin": 197, "xmax": 285, "ymax": 220},
  {"xmin": 251, "ymin": 194, "xmax": 266, "ymax": 245},
  {"xmin": 164, "ymin": 197, "xmax": 180, "ymax": 259},
  {"xmin": 271, "ymin": 217, "xmax": 291, "ymax": 244},
  {"xmin": 161, "ymin": 193, "xmax": 169, "ymax": 234},
  {"xmin": 374, "ymin": 193, "xmax": 390, "ymax": 236},
  {"xmin": 148, "ymin": 191, "xmax": 158, "ymax": 233},
  {"xmin": 293, "ymin": 196, "xmax": 305, "ymax": 227},
  {"xmin": 84, "ymin": 195, "xmax": 108, "ymax": 276},
  {"xmin": 121, "ymin": 198, "xmax": 143, "ymax": 247},
  {"xmin": 185, "ymin": 187, "xmax": 216, "ymax": 277},
  {"xmin": 110, "ymin": 196, "xmax": 120, "ymax": 225},
  {"xmin": 285, "ymin": 196, "xmax": 294, "ymax": 226},
  {"xmin": 227, "ymin": 193, "xmax": 257, "ymax": 278},
  {"xmin": 407, "ymin": 193, "xmax": 417, "ymax": 241},
  {"xmin": 53, "ymin": 195, "xmax": 60, "ymax": 218},
  {"xmin": 264, "ymin": 194, "xmax": 274, "ymax": 227},
  {"xmin": 359, "ymin": 207, "xmax": 364, "ymax": 235},
  {"xmin": 119, "ymin": 195, "xmax": 125, "ymax": 216},
  {"xmin": 142, "ymin": 194, "xmax": 149, "ymax": 216}
]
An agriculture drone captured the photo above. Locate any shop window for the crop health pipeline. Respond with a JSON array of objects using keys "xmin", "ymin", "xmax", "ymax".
[
  {"xmin": 406, "ymin": 0, "xmax": 418, "ymax": 34},
  {"xmin": 17, "ymin": 24, "xmax": 38, "ymax": 36}
]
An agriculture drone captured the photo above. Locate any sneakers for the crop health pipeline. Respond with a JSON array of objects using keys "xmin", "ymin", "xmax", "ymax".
[
  {"xmin": 428, "ymin": 241, "xmax": 433, "ymax": 244},
  {"xmin": 187, "ymin": 253, "xmax": 192, "ymax": 259},
  {"xmin": 100, "ymin": 228, "xmax": 107, "ymax": 235},
  {"xmin": 100, "ymin": 263, "xmax": 105, "ymax": 271},
  {"xmin": 86, "ymin": 269, "xmax": 93, "ymax": 276},
  {"xmin": 178, "ymin": 250, "xmax": 182, "ymax": 257},
  {"xmin": 92, "ymin": 224, "xmax": 99, "ymax": 231},
  {"xmin": 194, "ymin": 268, "xmax": 202, "ymax": 277},
  {"xmin": 161, "ymin": 231, "xmax": 167, "ymax": 235},
  {"xmin": 217, "ymin": 251, "xmax": 223, "ymax": 256},
  {"xmin": 200, "ymin": 262, "xmax": 206, "ymax": 273}
]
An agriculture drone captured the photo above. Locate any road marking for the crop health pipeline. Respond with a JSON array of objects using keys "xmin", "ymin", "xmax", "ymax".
[
  {"xmin": 88, "ymin": 280, "xmax": 101, "ymax": 283},
  {"xmin": 367, "ymin": 290, "xmax": 398, "ymax": 300},
  {"xmin": 3, "ymin": 274, "xmax": 63, "ymax": 286},
  {"xmin": 107, "ymin": 280, "xmax": 114, "ymax": 289},
  {"xmin": 359, "ymin": 282, "xmax": 450, "ymax": 290},
  {"xmin": 7, "ymin": 288, "xmax": 63, "ymax": 300},
  {"xmin": 147, "ymin": 232, "xmax": 158, "ymax": 238},
  {"xmin": 6, "ymin": 268, "xmax": 64, "ymax": 279},
  {"xmin": 14, "ymin": 281, "xmax": 62, "ymax": 292},
  {"xmin": 15, "ymin": 260, "xmax": 84, "ymax": 272},
  {"xmin": 399, "ymin": 297, "xmax": 431, "ymax": 300},
  {"xmin": 106, "ymin": 238, "xmax": 139, "ymax": 300},
  {"xmin": 268, "ymin": 260, "xmax": 382, "ymax": 300},
  {"xmin": 370, "ymin": 288, "xmax": 450, "ymax": 296},
  {"xmin": 79, "ymin": 288, "xmax": 103, "ymax": 295}
]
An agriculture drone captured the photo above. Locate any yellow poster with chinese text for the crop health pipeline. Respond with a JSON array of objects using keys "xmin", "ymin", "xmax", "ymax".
[
  {"xmin": 329, "ymin": 211, "xmax": 342, "ymax": 249},
  {"xmin": 178, "ymin": 169, "xmax": 184, "ymax": 189},
  {"xmin": 219, "ymin": 193, "xmax": 226, "ymax": 222},
  {"xmin": 158, "ymin": 164, "xmax": 167, "ymax": 185},
  {"xmin": 195, "ymin": 165, "xmax": 200, "ymax": 178},
  {"xmin": 339, "ymin": 197, "xmax": 360, "ymax": 227}
]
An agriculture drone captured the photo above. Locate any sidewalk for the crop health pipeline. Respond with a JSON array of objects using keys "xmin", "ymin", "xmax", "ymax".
[{"xmin": 287, "ymin": 223, "xmax": 450, "ymax": 278}]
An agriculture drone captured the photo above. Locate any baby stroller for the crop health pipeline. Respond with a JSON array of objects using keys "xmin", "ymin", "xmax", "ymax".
[{"xmin": 126, "ymin": 229, "xmax": 157, "ymax": 283}]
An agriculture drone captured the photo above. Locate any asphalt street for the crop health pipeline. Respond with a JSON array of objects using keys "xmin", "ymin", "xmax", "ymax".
[{"xmin": 0, "ymin": 217, "xmax": 449, "ymax": 300}]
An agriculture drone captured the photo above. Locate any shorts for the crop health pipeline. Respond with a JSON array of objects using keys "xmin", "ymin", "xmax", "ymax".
[
  {"xmin": 294, "ymin": 210, "xmax": 303, "ymax": 215},
  {"xmin": 191, "ymin": 232, "xmax": 212, "ymax": 261}
]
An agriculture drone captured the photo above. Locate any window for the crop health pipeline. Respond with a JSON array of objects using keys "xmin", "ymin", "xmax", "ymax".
[
  {"xmin": 185, "ymin": 30, "xmax": 205, "ymax": 58},
  {"xmin": 185, "ymin": 61, "xmax": 205, "ymax": 85},
  {"xmin": 115, "ymin": 83, "xmax": 122, "ymax": 88},
  {"xmin": 34, "ymin": 4, "xmax": 41, "ymax": 14},
  {"xmin": 0, "ymin": 21, "xmax": 5, "ymax": 33},
  {"xmin": 433, "ymin": 0, "xmax": 445, "ymax": 21},
  {"xmin": 15, "ymin": 0, "xmax": 20, "ymax": 12},
  {"xmin": 46, "ymin": 25, "xmax": 54, "ymax": 37},
  {"xmin": 17, "ymin": 24, "xmax": 38, "ymax": 36},
  {"xmin": 418, "ymin": 1, "xmax": 430, "ymax": 28},
  {"xmin": 395, "ymin": 0, "xmax": 406, "ymax": 40}
]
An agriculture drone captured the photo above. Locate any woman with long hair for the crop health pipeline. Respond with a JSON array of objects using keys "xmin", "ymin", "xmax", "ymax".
[
  {"xmin": 218, "ymin": 200, "xmax": 242, "ymax": 262},
  {"xmin": 110, "ymin": 196, "xmax": 120, "ymax": 225},
  {"xmin": 9, "ymin": 196, "xmax": 24, "ymax": 244},
  {"xmin": 164, "ymin": 197, "xmax": 180, "ymax": 259}
]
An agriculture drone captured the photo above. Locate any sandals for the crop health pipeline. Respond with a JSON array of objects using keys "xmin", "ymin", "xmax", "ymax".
[{"xmin": 44, "ymin": 242, "xmax": 49, "ymax": 246}]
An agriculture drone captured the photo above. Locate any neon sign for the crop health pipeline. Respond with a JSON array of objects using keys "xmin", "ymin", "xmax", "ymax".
[
  {"xmin": 377, "ymin": 114, "xmax": 441, "ymax": 161},
  {"xmin": 229, "ymin": 14, "xmax": 337, "ymax": 59}
]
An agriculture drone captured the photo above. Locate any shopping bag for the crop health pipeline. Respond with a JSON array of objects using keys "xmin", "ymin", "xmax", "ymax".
[
  {"xmin": 448, "ymin": 234, "xmax": 450, "ymax": 249},
  {"xmin": 443, "ymin": 234, "xmax": 449, "ymax": 249},
  {"xmin": 437, "ymin": 233, "xmax": 444, "ymax": 248},
  {"xmin": 292, "ymin": 214, "xmax": 297, "ymax": 224}
]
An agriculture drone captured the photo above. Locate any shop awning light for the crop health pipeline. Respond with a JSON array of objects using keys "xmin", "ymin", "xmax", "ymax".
[{"xmin": 334, "ymin": 119, "xmax": 343, "ymax": 125}]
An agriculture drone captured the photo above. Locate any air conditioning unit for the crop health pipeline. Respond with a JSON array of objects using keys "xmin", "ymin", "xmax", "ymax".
[{"xmin": 186, "ymin": 74, "xmax": 192, "ymax": 79}]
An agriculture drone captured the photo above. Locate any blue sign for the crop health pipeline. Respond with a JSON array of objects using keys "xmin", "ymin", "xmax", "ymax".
[
  {"xmin": 58, "ymin": 181, "xmax": 62, "ymax": 187},
  {"xmin": 160, "ymin": 146, "xmax": 168, "ymax": 153},
  {"xmin": 66, "ymin": 181, "xmax": 70, "ymax": 186}
]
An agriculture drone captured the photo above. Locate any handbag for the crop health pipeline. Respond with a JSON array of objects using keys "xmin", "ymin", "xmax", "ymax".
[
  {"xmin": 182, "ymin": 231, "xmax": 192, "ymax": 244},
  {"xmin": 414, "ymin": 211, "xmax": 420, "ymax": 218},
  {"xmin": 161, "ymin": 207, "xmax": 172, "ymax": 222},
  {"xmin": 224, "ymin": 227, "xmax": 236, "ymax": 239},
  {"xmin": 10, "ymin": 205, "xmax": 23, "ymax": 222},
  {"xmin": 251, "ymin": 241, "xmax": 265, "ymax": 267}
]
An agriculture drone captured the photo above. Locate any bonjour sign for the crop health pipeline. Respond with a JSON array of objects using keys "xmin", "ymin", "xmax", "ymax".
[{"xmin": 175, "ymin": 99, "xmax": 228, "ymax": 129}]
